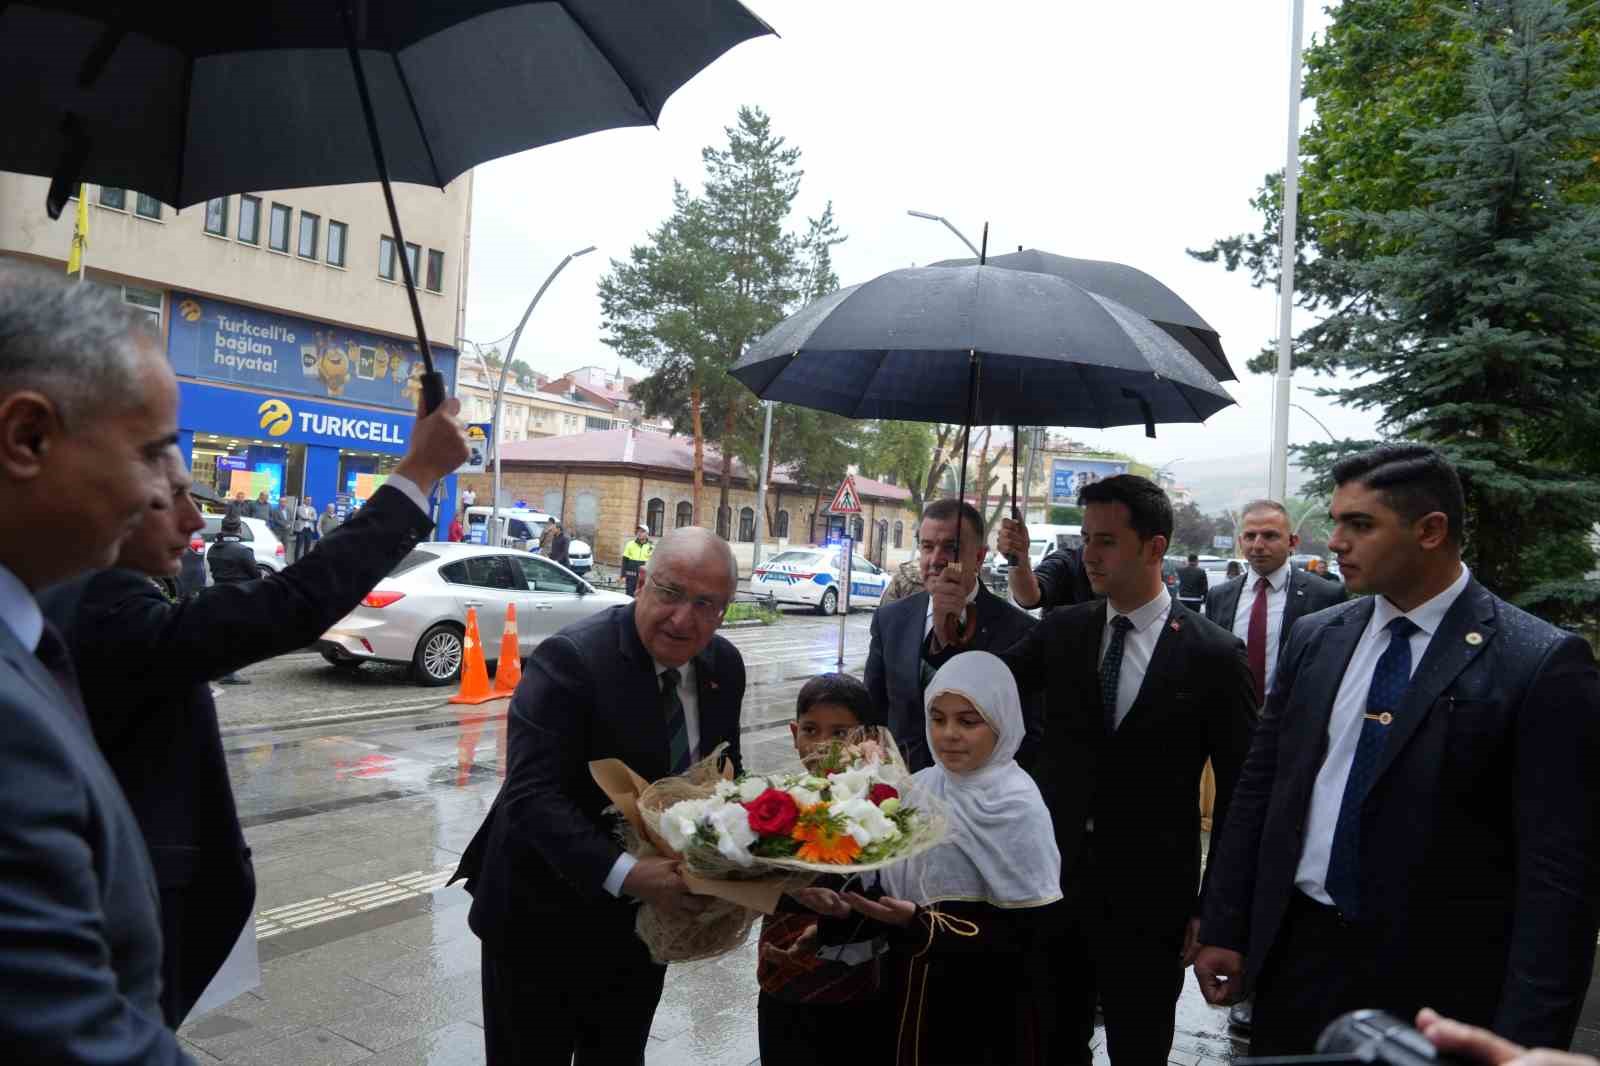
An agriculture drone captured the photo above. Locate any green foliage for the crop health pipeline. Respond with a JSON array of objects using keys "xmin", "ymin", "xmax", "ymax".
[
  {"xmin": 1048, "ymin": 505, "xmax": 1083, "ymax": 525},
  {"xmin": 750, "ymin": 833, "xmax": 803, "ymax": 858},
  {"xmin": 722, "ymin": 602, "xmax": 780, "ymax": 625},
  {"xmin": 1171, "ymin": 502, "xmax": 1219, "ymax": 555}
]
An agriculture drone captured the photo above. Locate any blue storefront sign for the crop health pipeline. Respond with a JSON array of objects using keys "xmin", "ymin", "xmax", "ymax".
[
  {"xmin": 180, "ymin": 381, "xmax": 413, "ymax": 453},
  {"xmin": 167, "ymin": 291, "xmax": 457, "ymax": 412},
  {"xmin": 1050, "ymin": 458, "xmax": 1129, "ymax": 502}
]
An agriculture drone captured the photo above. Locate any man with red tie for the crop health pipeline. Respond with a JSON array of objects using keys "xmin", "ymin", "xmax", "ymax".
[{"xmin": 1202, "ymin": 499, "xmax": 1345, "ymax": 1031}]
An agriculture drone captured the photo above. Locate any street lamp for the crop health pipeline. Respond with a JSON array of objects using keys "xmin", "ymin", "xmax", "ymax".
[
  {"xmin": 489, "ymin": 245, "xmax": 596, "ymax": 544},
  {"xmin": 906, "ymin": 210, "xmax": 981, "ymax": 258},
  {"xmin": 1290, "ymin": 402, "xmax": 1337, "ymax": 444}
]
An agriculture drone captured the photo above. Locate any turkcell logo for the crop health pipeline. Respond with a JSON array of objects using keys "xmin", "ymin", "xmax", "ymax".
[
  {"xmin": 296, "ymin": 411, "xmax": 406, "ymax": 444},
  {"xmin": 180, "ymin": 381, "xmax": 411, "ymax": 453},
  {"xmin": 258, "ymin": 399, "xmax": 293, "ymax": 437}
]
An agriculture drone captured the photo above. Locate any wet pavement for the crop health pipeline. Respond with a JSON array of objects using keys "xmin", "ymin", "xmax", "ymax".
[{"xmin": 186, "ymin": 607, "xmax": 1249, "ymax": 1065}]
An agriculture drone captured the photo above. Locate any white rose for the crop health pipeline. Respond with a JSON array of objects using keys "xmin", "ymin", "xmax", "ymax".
[
  {"xmin": 713, "ymin": 780, "xmax": 741, "ymax": 801},
  {"xmin": 660, "ymin": 798, "xmax": 713, "ymax": 853},
  {"xmin": 737, "ymin": 776, "xmax": 770, "ymax": 803},
  {"xmin": 827, "ymin": 766, "xmax": 875, "ymax": 803},
  {"xmin": 788, "ymin": 785, "xmax": 822, "ymax": 810},
  {"xmin": 802, "ymin": 775, "xmax": 831, "ymax": 793},
  {"xmin": 834, "ymin": 797, "xmax": 901, "ymax": 847},
  {"xmin": 708, "ymin": 801, "xmax": 759, "ymax": 867}
]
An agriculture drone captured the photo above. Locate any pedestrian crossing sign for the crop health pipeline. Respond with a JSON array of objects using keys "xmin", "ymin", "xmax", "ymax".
[{"xmin": 828, "ymin": 476, "xmax": 862, "ymax": 515}]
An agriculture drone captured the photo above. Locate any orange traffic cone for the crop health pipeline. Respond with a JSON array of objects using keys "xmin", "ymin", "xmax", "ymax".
[
  {"xmin": 493, "ymin": 603, "xmax": 522, "ymax": 695},
  {"xmin": 449, "ymin": 607, "xmax": 495, "ymax": 705}
]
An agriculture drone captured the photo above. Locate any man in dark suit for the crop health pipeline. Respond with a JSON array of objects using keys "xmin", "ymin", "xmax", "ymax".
[
  {"xmin": 40, "ymin": 402, "xmax": 465, "ymax": 1026},
  {"xmin": 1195, "ymin": 445, "xmax": 1600, "ymax": 1054},
  {"xmin": 866, "ymin": 499, "xmax": 1041, "ymax": 771},
  {"xmin": 998, "ymin": 515, "xmax": 1096, "ymax": 612},
  {"xmin": 452, "ymin": 527, "xmax": 747, "ymax": 1065},
  {"xmin": 936, "ymin": 475, "xmax": 1255, "ymax": 1065},
  {"xmin": 0, "ymin": 266, "xmax": 192, "ymax": 1062},
  {"xmin": 1177, "ymin": 553, "xmax": 1210, "ymax": 612}
]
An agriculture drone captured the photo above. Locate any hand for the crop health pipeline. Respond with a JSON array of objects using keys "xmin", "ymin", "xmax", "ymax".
[
  {"xmin": 789, "ymin": 887, "xmax": 850, "ymax": 918},
  {"xmin": 926, "ymin": 568, "xmax": 970, "ymax": 637},
  {"xmin": 392, "ymin": 394, "xmax": 470, "ymax": 488},
  {"xmin": 620, "ymin": 856, "xmax": 706, "ymax": 917},
  {"xmin": 1416, "ymin": 1008, "xmax": 1597, "ymax": 1066},
  {"xmin": 1181, "ymin": 917, "xmax": 1202, "ymax": 966},
  {"xmin": 842, "ymin": 891, "xmax": 918, "ymax": 927},
  {"xmin": 1193, "ymin": 945, "xmax": 1245, "ymax": 1005},
  {"xmin": 760, "ymin": 923, "xmax": 820, "ymax": 966},
  {"xmin": 997, "ymin": 518, "xmax": 1030, "ymax": 564}
]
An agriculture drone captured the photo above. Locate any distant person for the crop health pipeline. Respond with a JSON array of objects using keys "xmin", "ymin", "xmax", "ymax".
[
  {"xmin": 294, "ymin": 495, "xmax": 316, "ymax": 561},
  {"xmin": 207, "ymin": 515, "xmax": 256, "ymax": 685},
  {"xmin": 248, "ymin": 490, "xmax": 270, "ymax": 521},
  {"xmin": 318, "ymin": 502, "xmax": 340, "ymax": 539},
  {"xmin": 0, "ymin": 265, "xmax": 192, "ymax": 1061},
  {"xmin": 878, "ymin": 557, "xmax": 923, "ymax": 605},
  {"xmin": 539, "ymin": 517, "xmax": 559, "ymax": 556},
  {"xmin": 226, "ymin": 490, "xmax": 247, "ymax": 520},
  {"xmin": 622, "ymin": 524, "xmax": 654, "ymax": 596},
  {"xmin": 448, "ymin": 509, "xmax": 465, "ymax": 542},
  {"xmin": 549, "ymin": 520, "xmax": 570, "ymax": 567},
  {"xmin": 1176, "ymin": 552, "xmax": 1209, "ymax": 611},
  {"xmin": 996, "ymin": 517, "xmax": 1095, "ymax": 613},
  {"xmin": 267, "ymin": 495, "xmax": 291, "ymax": 546},
  {"xmin": 1226, "ymin": 560, "xmax": 1242, "ymax": 580},
  {"xmin": 460, "ymin": 485, "xmax": 477, "ymax": 509}
]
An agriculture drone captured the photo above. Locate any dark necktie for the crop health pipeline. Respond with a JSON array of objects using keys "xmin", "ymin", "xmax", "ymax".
[
  {"xmin": 1324, "ymin": 615, "xmax": 1420, "ymax": 917},
  {"xmin": 35, "ymin": 622, "xmax": 89, "ymax": 726},
  {"xmin": 1100, "ymin": 615, "xmax": 1135, "ymax": 732},
  {"xmin": 1247, "ymin": 577, "xmax": 1270, "ymax": 704},
  {"xmin": 661, "ymin": 667, "xmax": 690, "ymax": 774}
]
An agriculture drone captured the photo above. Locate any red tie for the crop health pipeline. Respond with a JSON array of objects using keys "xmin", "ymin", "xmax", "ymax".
[{"xmin": 1247, "ymin": 577, "xmax": 1269, "ymax": 704}]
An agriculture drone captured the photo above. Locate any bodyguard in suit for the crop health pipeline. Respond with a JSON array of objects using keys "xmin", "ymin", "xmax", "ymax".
[
  {"xmin": 936, "ymin": 475, "xmax": 1255, "ymax": 1066},
  {"xmin": 1204, "ymin": 499, "xmax": 1348, "ymax": 706},
  {"xmin": 40, "ymin": 402, "xmax": 465, "ymax": 1026},
  {"xmin": 452, "ymin": 527, "xmax": 747, "ymax": 1065},
  {"xmin": 1195, "ymin": 445, "xmax": 1600, "ymax": 1054},
  {"xmin": 0, "ymin": 267, "xmax": 193, "ymax": 1062},
  {"xmin": 865, "ymin": 498, "xmax": 1041, "ymax": 771}
]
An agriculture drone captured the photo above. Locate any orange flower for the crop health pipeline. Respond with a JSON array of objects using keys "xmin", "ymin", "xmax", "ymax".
[{"xmin": 792, "ymin": 804, "xmax": 863, "ymax": 865}]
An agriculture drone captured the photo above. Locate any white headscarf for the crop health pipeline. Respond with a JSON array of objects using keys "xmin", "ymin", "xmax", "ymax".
[{"xmin": 880, "ymin": 651, "xmax": 1062, "ymax": 909}]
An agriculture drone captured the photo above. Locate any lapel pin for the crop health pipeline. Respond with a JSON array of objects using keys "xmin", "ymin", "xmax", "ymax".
[
  {"xmin": 1465, "ymin": 632, "xmax": 1484, "ymax": 646},
  {"xmin": 1169, "ymin": 618, "xmax": 1182, "ymax": 632}
]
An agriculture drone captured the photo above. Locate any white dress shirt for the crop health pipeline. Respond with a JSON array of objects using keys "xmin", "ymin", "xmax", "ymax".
[
  {"xmin": 1231, "ymin": 561, "xmax": 1292, "ymax": 699},
  {"xmin": 603, "ymin": 658, "xmax": 701, "ymax": 897},
  {"xmin": 1098, "ymin": 588, "xmax": 1174, "ymax": 731},
  {"xmin": 380, "ymin": 473, "xmax": 432, "ymax": 521},
  {"xmin": 0, "ymin": 563, "xmax": 42, "ymax": 653},
  {"xmin": 924, "ymin": 579, "xmax": 981, "ymax": 641},
  {"xmin": 1294, "ymin": 564, "xmax": 1471, "ymax": 903}
]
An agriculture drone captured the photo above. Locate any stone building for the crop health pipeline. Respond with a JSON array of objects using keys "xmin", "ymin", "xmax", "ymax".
[{"xmin": 457, "ymin": 426, "xmax": 917, "ymax": 574}]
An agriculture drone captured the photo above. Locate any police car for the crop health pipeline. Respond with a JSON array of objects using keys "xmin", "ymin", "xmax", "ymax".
[{"xmin": 749, "ymin": 545, "xmax": 889, "ymax": 615}]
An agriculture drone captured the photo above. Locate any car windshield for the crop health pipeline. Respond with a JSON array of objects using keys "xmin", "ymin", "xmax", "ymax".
[
  {"xmin": 390, "ymin": 550, "xmax": 439, "ymax": 577},
  {"xmin": 768, "ymin": 550, "xmax": 826, "ymax": 567}
]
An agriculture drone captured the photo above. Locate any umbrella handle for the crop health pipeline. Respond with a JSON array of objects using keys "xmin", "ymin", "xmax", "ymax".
[{"xmin": 420, "ymin": 372, "xmax": 447, "ymax": 415}]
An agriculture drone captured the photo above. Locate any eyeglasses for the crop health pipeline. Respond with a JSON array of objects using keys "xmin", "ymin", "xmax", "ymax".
[{"xmin": 647, "ymin": 580, "xmax": 728, "ymax": 620}]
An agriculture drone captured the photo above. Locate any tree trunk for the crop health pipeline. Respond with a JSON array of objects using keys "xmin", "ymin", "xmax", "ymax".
[
  {"xmin": 691, "ymin": 379, "xmax": 704, "ymax": 526},
  {"xmin": 718, "ymin": 408, "xmax": 736, "ymax": 539}
]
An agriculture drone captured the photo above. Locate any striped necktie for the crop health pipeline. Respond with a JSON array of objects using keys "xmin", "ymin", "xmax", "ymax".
[{"xmin": 661, "ymin": 667, "xmax": 690, "ymax": 774}]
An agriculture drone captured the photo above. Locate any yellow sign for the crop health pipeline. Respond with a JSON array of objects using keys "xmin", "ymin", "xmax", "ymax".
[
  {"xmin": 257, "ymin": 398, "xmax": 293, "ymax": 437},
  {"xmin": 66, "ymin": 184, "xmax": 89, "ymax": 276}
]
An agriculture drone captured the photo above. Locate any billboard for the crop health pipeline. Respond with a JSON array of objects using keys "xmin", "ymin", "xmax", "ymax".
[
  {"xmin": 179, "ymin": 382, "xmax": 413, "ymax": 454},
  {"xmin": 168, "ymin": 292, "xmax": 457, "ymax": 412},
  {"xmin": 1050, "ymin": 458, "xmax": 1129, "ymax": 503}
]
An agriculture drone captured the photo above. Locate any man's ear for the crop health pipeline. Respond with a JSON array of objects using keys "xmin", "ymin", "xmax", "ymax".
[
  {"xmin": 0, "ymin": 391, "xmax": 61, "ymax": 482},
  {"xmin": 1415, "ymin": 511, "xmax": 1451, "ymax": 552}
]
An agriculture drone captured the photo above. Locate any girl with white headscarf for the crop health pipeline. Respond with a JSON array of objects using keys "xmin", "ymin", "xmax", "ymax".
[{"xmin": 797, "ymin": 652, "xmax": 1062, "ymax": 1065}]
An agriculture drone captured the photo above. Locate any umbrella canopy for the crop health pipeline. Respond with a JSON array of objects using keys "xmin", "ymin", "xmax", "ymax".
[
  {"xmin": 2, "ymin": 0, "xmax": 774, "ymax": 210},
  {"xmin": 730, "ymin": 265, "xmax": 1236, "ymax": 430},
  {"xmin": 930, "ymin": 248, "xmax": 1235, "ymax": 382}
]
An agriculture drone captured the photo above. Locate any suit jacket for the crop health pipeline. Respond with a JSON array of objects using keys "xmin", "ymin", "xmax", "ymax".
[
  {"xmin": 1203, "ymin": 566, "xmax": 1348, "ymax": 653},
  {"xmin": 1177, "ymin": 564, "xmax": 1210, "ymax": 600},
  {"xmin": 1200, "ymin": 580, "xmax": 1600, "ymax": 1049},
  {"xmin": 1032, "ymin": 546, "xmax": 1094, "ymax": 612},
  {"xmin": 1001, "ymin": 599, "xmax": 1256, "ymax": 938},
  {"xmin": 39, "ymin": 483, "xmax": 433, "ymax": 1025},
  {"xmin": 865, "ymin": 583, "xmax": 1041, "ymax": 772},
  {"xmin": 452, "ymin": 603, "xmax": 746, "ymax": 954},
  {"xmin": 0, "ymin": 622, "xmax": 190, "ymax": 1063}
]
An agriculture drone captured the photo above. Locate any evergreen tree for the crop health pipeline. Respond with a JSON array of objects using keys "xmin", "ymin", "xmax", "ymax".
[{"xmin": 1295, "ymin": 0, "xmax": 1600, "ymax": 604}]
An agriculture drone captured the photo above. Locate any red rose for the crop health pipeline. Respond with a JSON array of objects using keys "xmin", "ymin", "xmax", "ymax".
[
  {"xmin": 868, "ymin": 783, "xmax": 899, "ymax": 806},
  {"xmin": 744, "ymin": 788, "xmax": 801, "ymax": 836}
]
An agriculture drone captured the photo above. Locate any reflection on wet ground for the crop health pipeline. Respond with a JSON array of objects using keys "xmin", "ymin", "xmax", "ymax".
[{"xmin": 188, "ymin": 612, "xmax": 1257, "ymax": 1065}]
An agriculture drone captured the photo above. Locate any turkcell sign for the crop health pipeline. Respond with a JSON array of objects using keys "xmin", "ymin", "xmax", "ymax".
[
  {"xmin": 179, "ymin": 381, "xmax": 411, "ymax": 453},
  {"xmin": 167, "ymin": 291, "xmax": 457, "ymax": 413}
]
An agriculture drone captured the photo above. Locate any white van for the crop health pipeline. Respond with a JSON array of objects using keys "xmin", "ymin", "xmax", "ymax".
[
  {"xmin": 993, "ymin": 523, "xmax": 1081, "ymax": 579},
  {"xmin": 464, "ymin": 506, "xmax": 554, "ymax": 551}
]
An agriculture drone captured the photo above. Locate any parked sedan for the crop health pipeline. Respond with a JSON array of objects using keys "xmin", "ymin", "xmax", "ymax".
[
  {"xmin": 750, "ymin": 546, "xmax": 888, "ymax": 615},
  {"xmin": 316, "ymin": 542, "xmax": 631, "ymax": 685}
]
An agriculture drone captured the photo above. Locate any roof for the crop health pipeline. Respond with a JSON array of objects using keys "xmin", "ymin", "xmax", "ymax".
[{"xmin": 493, "ymin": 426, "xmax": 912, "ymax": 502}]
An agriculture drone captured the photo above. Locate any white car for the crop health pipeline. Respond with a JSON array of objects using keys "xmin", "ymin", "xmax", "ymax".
[
  {"xmin": 750, "ymin": 546, "xmax": 888, "ymax": 615},
  {"xmin": 566, "ymin": 539, "xmax": 592, "ymax": 576},
  {"xmin": 317, "ymin": 542, "xmax": 631, "ymax": 685},
  {"xmin": 197, "ymin": 514, "xmax": 285, "ymax": 580}
]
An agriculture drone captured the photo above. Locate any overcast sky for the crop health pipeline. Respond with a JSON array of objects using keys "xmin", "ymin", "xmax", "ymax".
[{"xmin": 462, "ymin": 1, "xmax": 1374, "ymax": 486}]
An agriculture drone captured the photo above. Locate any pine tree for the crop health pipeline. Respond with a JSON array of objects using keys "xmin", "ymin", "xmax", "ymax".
[{"xmin": 1296, "ymin": 0, "xmax": 1600, "ymax": 605}]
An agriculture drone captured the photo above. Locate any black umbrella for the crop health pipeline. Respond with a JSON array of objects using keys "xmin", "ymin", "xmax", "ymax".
[
  {"xmin": 2, "ymin": 0, "xmax": 773, "ymax": 409},
  {"xmin": 930, "ymin": 248, "xmax": 1236, "ymax": 383}
]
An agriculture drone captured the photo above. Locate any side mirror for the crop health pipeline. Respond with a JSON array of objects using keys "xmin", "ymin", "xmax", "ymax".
[{"xmin": 576, "ymin": 582, "xmax": 591, "ymax": 596}]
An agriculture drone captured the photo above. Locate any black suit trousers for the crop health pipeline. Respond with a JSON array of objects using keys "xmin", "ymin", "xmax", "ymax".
[
  {"xmin": 481, "ymin": 928, "xmax": 666, "ymax": 1066},
  {"xmin": 1250, "ymin": 892, "xmax": 1381, "ymax": 1056},
  {"xmin": 1048, "ymin": 834, "xmax": 1187, "ymax": 1066}
]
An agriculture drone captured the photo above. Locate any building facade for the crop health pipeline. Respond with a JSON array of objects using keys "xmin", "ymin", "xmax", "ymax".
[{"xmin": 0, "ymin": 172, "xmax": 470, "ymax": 530}]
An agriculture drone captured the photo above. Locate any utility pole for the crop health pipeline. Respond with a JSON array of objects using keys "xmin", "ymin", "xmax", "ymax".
[
  {"xmin": 750, "ymin": 401, "xmax": 774, "ymax": 572},
  {"xmin": 1269, "ymin": 0, "xmax": 1306, "ymax": 501}
]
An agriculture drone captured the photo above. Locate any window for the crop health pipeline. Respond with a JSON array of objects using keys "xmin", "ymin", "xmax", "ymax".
[
  {"xmin": 121, "ymin": 287, "xmax": 161, "ymax": 329},
  {"xmin": 646, "ymin": 498, "xmax": 665, "ymax": 537},
  {"xmin": 389, "ymin": 550, "xmax": 439, "ymax": 577},
  {"xmin": 893, "ymin": 520, "xmax": 904, "ymax": 548},
  {"xmin": 268, "ymin": 203, "xmax": 291, "ymax": 252},
  {"xmin": 440, "ymin": 555, "xmax": 521, "ymax": 590},
  {"xmin": 675, "ymin": 501, "xmax": 693, "ymax": 529},
  {"xmin": 876, "ymin": 520, "xmax": 889, "ymax": 557},
  {"xmin": 575, "ymin": 492, "xmax": 599, "ymax": 539},
  {"xmin": 426, "ymin": 249, "xmax": 444, "ymax": 292},
  {"xmin": 542, "ymin": 491, "xmax": 563, "ymax": 517},
  {"xmin": 585, "ymin": 416, "xmax": 611, "ymax": 432},
  {"xmin": 851, "ymin": 516, "xmax": 864, "ymax": 542},
  {"xmin": 98, "ymin": 186, "xmax": 126, "ymax": 210},
  {"xmin": 378, "ymin": 236, "xmax": 396, "ymax": 279},
  {"xmin": 404, "ymin": 242, "xmax": 420, "ymax": 281},
  {"xmin": 326, "ymin": 220, "xmax": 347, "ymax": 267},
  {"xmin": 238, "ymin": 195, "xmax": 261, "ymax": 244},
  {"xmin": 203, "ymin": 197, "xmax": 229, "ymax": 235},
  {"xmin": 775, "ymin": 509, "xmax": 789, "ymax": 539},
  {"xmin": 517, "ymin": 556, "xmax": 581, "ymax": 594},
  {"xmin": 738, "ymin": 507, "xmax": 755, "ymax": 542},
  {"xmin": 135, "ymin": 193, "xmax": 162, "ymax": 220},
  {"xmin": 297, "ymin": 211, "xmax": 319, "ymax": 259}
]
